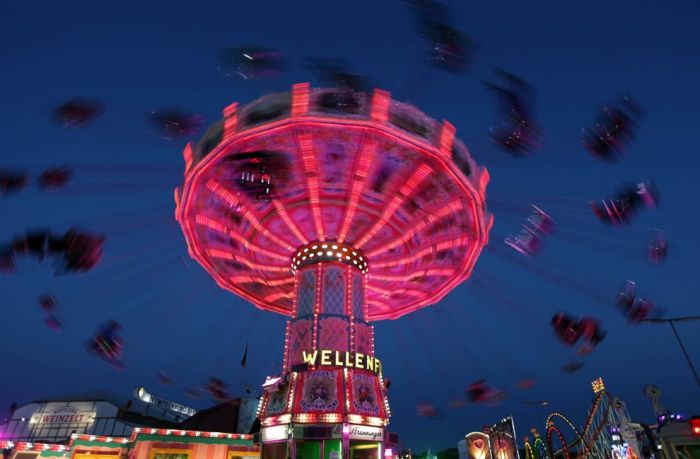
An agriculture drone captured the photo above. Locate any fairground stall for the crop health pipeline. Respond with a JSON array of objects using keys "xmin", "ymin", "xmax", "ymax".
[{"xmin": 0, "ymin": 429, "xmax": 259, "ymax": 459}]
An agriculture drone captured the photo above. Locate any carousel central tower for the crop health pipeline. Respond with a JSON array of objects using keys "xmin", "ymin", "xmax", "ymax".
[{"xmin": 176, "ymin": 83, "xmax": 491, "ymax": 459}]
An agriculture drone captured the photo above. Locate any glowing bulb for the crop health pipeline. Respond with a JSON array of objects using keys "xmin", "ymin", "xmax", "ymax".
[
  {"xmin": 322, "ymin": 244, "xmax": 328, "ymax": 249},
  {"xmin": 332, "ymin": 245, "xmax": 338, "ymax": 249},
  {"xmin": 317, "ymin": 251, "xmax": 323, "ymax": 256},
  {"xmin": 326, "ymin": 251, "xmax": 333, "ymax": 256}
]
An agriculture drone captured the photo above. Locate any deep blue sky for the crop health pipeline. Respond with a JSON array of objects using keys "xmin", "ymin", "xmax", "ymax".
[{"xmin": 1, "ymin": 0, "xmax": 699, "ymax": 452}]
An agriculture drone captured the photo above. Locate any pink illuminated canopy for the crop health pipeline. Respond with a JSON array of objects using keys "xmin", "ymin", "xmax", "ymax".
[{"xmin": 176, "ymin": 83, "xmax": 492, "ymax": 320}]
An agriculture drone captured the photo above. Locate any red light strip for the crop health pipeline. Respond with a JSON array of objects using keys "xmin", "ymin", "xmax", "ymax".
[
  {"xmin": 69, "ymin": 434, "xmax": 130, "ymax": 445},
  {"xmin": 338, "ymin": 141, "xmax": 375, "ymax": 243},
  {"xmin": 371, "ymin": 89, "xmax": 391, "ymax": 123},
  {"xmin": 298, "ymin": 133, "xmax": 325, "ymax": 241},
  {"xmin": 183, "ymin": 142, "xmax": 194, "ymax": 173},
  {"xmin": 223, "ymin": 102, "xmax": 238, "ymax": 140},
  {"xmin": 371, "ymin": 236, "xmax": 470, "ymax": 269},
  {"xmin": 174, "ymin": 187, "xmax": 181, "ymax": 219},
  {"xmin": 313, "ymin": 263, "xmax": 322, "ymax": 348},
  {"xmin": 355, "ymin": 163, "xmax": 433, "ymax": 249},
  {"xmin": 478, "ymin": 167, "xmax": 490, "ymax": 194},
  {"xmin": 344, "ymin": 368, "xmax": 351, "ymax": 412},
  {"xmin": 195, "ymin": 214, "xmax": 288, "ymax": 261},
  {"xmin": 272, "ymin": 199, "xmax": 308, "ymax": 245},
  {"xmin": 363, "ymin": 275, "xmax": 369, "ymax": 320},
  {"xmin": 366, "ymin": 285, "xmax": 425, "ymax": 298},
  {"xmin": 282, "ymin": 321, "xmax": 291, "ymax": 370},
  {"xmin": 229, "ymin": 275, "xmax": 293, "ymax": 287},
  {"xmin": 0, "ymin": 441, "xmax": 71, "ymax": 452},
  {"xmin": 292, "ymin": 82, "xmax": 310, "ymax": 116},
  {"xmin": 264, "ymin": 292, "xmax": 292, "ymax": 302},
  {"xmin": 287, "ymin": 373, "xmax": 297, "ymax": 411},
  {"xmin": 206, "ymin": 181, "xmax": 295, "ymax": 251},
  {"xmin": 131, "ymin": 428, "xmax": 252, "ymax": 441},
  {"xmin": 368, "ymin": 268, "xmax": 455, "ymax": 282},
  {"xmin": 205, "ymin": 248, "xmax": 288, "ymax": 272},
  {"xmin": 438, "ymin": 121, "xmax": 456, "ymax": 158},
  {"xmin": 366, "ymin": 200, "xmax": 465, "ymax": 257}
]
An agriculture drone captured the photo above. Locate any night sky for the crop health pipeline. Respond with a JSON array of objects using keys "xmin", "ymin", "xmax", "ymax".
[{"xmin": 2, "ymin": 0, "xmax": 700, "ymax": 452}]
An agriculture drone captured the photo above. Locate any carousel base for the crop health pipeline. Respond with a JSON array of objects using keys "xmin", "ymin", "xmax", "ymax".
[{"xmin": 260, "ymin": 423, "xmax": 386, "ymax": 459}]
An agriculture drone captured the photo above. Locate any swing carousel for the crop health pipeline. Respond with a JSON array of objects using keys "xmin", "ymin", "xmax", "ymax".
[{"xmin": 175, "ymin": 82, "xmax": 492, "ymax": 459}]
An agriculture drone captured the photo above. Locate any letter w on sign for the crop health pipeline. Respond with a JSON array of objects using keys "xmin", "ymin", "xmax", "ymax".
[{"xmin": 302, "ymin": 350, "xmax": 318, "ymax": 366}]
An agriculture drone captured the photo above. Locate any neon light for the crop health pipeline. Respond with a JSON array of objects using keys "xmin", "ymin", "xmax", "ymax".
[
  {"xmin": 338, "ymin": 142, "xmax": 375, "ymax": 243},
  {"xmin": 355, "ymin": 163, "xmax": 433, "ymax": 249},
  {"xmin": 372, "ymin": 236, "xmax": 471, "ymax": 269},
  {"xmin": 292, "ymin": 82, "xmax": 310, "ymax": 116},
  {"xmin": 183, "ymin": 142, "xmax": 194, "ymax": 173},
  {"xmin": 205, "ymin": 180, "xmax": 295, "ymax": 251},
  {"xmin": 438, "ymin": 120, "xmax": 456, "ymax": 158},
  {"xmin": 366, "ymin": 200, "xmax": 465, "ymax": 257},
  {"xmin": 223, "ymin": 102, "xmax": 238, "ymax": 140},
  {"xmin": 273, "ymin": 199, "xmax": 308, "ymax": 245},
  {"xmin": 371, "ymin": 89, "xmax": 391, "ymax": 123},
  {"xmin": 177, "ymin": 83, "xmax": 490, "ymax": 322},
  {"xmin": 368, "ymin": 268, "xmax": 455, "ymax": 282},
  {"xmin": 298, "ymin": 133, "xmax": 325, "ymax": 240},
  {"xmin": 229, "ymin": 276, "xmax": 293, "ymax": 287},
  {"xmin": 195, "ymin": 214, "xmax": 288, "ymax": 261},
  {"xmin": 205, "ymin": 248, "xmax": 288, "ymax": 272}
]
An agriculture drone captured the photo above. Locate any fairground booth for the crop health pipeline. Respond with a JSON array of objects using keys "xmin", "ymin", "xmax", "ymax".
[{"xmin": 0, "ymin": 428, "xmax": 259, "ymax": 459}]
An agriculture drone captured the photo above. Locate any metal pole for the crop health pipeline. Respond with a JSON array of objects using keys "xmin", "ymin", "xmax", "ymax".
[{"xmin": 667, "ymin": 321, "xmax": 700, "ymax": 388}]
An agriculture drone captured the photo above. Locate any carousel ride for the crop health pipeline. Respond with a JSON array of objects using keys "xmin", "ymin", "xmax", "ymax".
[{"xmin": 174, "ymin": 82, "xmax": 491, "ymax": 458}]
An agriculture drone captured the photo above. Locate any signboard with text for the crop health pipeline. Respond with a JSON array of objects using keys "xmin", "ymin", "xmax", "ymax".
[
  {"xmin": 348, "ymin": 425, "xmax": 383, "ymax": 442},
  {"xmin": 29, "ymin": 406, "xmax": 96, "ymax": 425}
]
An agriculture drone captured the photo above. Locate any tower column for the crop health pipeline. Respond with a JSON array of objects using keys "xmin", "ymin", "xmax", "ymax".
[{"xmin": 258, "ymin": 242, "xmax": 388, "ymax": 459}]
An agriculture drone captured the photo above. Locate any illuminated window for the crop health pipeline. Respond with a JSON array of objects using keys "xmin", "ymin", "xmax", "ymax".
[{"xmin": 150, "ymin": 449, "xmax": 190, "ymax": 459}]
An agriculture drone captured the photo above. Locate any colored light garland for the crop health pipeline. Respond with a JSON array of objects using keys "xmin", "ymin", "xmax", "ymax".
[{"xmin": 130, "ymin": 428, "xmax": 251, "ymax": 441}]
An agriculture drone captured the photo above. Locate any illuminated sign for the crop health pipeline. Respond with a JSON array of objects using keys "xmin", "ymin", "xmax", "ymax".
[
  {"xmin": 465, "ymin": 432, "xmax": 492, "ymax": 459},
  {"xmin": 348, "ymin": 425, "xmax": 383, "ymax": 441},
  {"xmin": 29, "ymin": 406, "xmax": 96, "ymax": 425},
  {"xmin": 592, "ymin": 378, "xmax": 605, "ymax": 394},
  {"xmin": 302, "ymin": 350, "xmax": 382, "ymax": 375},
  {"xmin": 135, "ymin": 386, "xmax": 197, "ymax": 416},
  {"xmin": 261, "ymin": 425, "xmax": 289, "ymax": 442}
]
